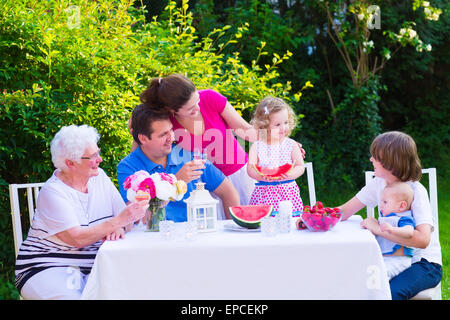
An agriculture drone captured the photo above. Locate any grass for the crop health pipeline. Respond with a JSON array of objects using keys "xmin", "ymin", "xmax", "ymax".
[
  {"xmin": 437, "ymin": 175, "xmax": 449, "ymax": 299},
  {"xmin": 1, "ymin": 174, "xmax": 448, "ymax": 300}
]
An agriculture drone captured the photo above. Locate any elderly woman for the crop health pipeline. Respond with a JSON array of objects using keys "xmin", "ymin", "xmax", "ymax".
[{"xmin": 15, "ymin": 125, "xmax": 147, "ymax": 300}]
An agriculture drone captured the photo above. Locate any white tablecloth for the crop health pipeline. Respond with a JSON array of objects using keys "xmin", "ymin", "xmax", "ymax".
[{"xmin": 81, "ymin": 215, "xmax": 391, "ymax": 300}]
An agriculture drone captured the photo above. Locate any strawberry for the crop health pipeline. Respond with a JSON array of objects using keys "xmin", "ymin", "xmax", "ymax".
[
  {"xmin": 323, "ymin": 215, "xmax": 333, "ymax": 226},
  {"xmin": 331, "ymin": 217, "xmax": 340, "ymax": 224},
  {"xmin": 302, "ymin": 212, "xmax": 311, "ymax": 220},
  {"xmin": 324, "ymin": 207, "xmax": 333, "ymax": 213},
  {"xmin": 333, "ymin": 207, "xmax": 341, "ymax": 213},
  {"xmin": 303, "ymin": 205, "xmax": 311, "ymax": 213},
  {"xmin": 317, "ymin": 209, "xmax": 325, "ymax": 214},
  {"xmin": 316, "ymin": 201, "xmax": 324, "ymax": 209}
]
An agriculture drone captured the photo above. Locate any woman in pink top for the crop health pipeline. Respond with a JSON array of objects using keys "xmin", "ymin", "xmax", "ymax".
[{"xmin": 138, "ymin": 74, "xmax": 258, "ymax": 217}]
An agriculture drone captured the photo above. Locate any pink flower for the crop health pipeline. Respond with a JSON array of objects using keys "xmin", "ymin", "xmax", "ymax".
[
  {"xmin": 138, "ymin": 177, "xmax": 156, "ymax": 199},
  {"xmin": 129, "ymin": 170, "xmax": 151, "ymax": 190},
  {"xmin": 123, "ymin": 176, "xmax": 132, "ymax": 190},
  {"xmin": 160, "ymin": 172, "xmax": 175, "ymax": 185}
]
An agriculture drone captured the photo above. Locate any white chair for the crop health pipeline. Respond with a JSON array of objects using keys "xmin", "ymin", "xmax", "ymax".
[
  {"xmin": 9, "ymin": 182, "xmax": 45, "ymax": 258},
  {"xmin": 304, "ymin": 162, "xmax": 317, "ymax": 206},
  {"xmin": 365, "ymin": 168, "xmax": 441, "ymax": 300}
]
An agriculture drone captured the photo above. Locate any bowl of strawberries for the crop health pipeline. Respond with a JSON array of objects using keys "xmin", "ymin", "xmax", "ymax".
[{"xmin": 300, "ymin": 201, "xmax": 342, "ymax": 232}]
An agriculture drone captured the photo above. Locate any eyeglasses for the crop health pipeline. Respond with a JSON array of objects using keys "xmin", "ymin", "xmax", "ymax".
[{"xmin": 81, "ymin": 149, "xmax": 101, "ymax": 160}]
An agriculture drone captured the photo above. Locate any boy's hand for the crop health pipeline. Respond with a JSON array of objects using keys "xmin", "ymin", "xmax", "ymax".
[
  {"xmin": 296, "ymin": 217, "xmax": 307, "ymax": 230},
  {"xmin": 360, "ymin": 217, "xmax": 381, "ymax": 235},
  {"xmin": 380, "ymin": 222, "xmax": 393, "ymax": 234}
]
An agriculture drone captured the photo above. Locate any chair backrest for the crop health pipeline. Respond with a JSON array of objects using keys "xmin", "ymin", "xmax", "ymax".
[
  {"xmin": 365, "ymin": 168, "xmax": 439, "ymax": 236},
  {"xmin": 9, "ymin": 182, "xmax": 45, "ymax": 257},
  {"xmin": 305, "ymin": 162, "xmax": 317, "ymax": 207}
]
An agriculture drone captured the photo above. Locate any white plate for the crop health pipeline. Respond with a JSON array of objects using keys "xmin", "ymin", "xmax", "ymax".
[{"xmin": 223, "ymin": 222, "xmax": 261, "ymax": 232}]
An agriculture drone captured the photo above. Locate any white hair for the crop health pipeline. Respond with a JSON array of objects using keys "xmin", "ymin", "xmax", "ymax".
[{"xmin": 50, "ymin": 125, "xmax": 100, "ymax": 170}]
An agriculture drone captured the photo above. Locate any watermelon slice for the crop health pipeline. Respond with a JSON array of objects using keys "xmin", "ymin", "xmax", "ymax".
[
  {"xmin": 229, "ymin": 204, "xmax": 273, "ymax": 229},
  {"xmin": 253, "ymin": 161, "xmax": 295, "ymax": 180}
]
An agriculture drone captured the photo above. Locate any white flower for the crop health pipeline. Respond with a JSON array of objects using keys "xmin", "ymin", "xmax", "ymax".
[
  {"xmin": 385, "ymin": 52, "xmax": 391, "ymax": 60},
  {"xmin": 362, "ymin": 40, "xmax": 374, "ymax": 49},
  {"xmin": 150, "ymin": 172, "xmax": 162, "ymax": 183},
  {"xmin": 423, "ymin": 1, "xmax": 430, "ymax": 7},
  {"xmin": 154, "ymin": 180, "xmax": 176, "ymax": 201},
  {"xmin": 426, "ymin": 44, "xmax": 432, "ymax": 51},
  {"xmin": 399, "ymin": 28, "xmax": 406, "ymax": 35},
  {"xmin": 357, "ymin": 13, "xmax": 364, "ymax": 21}
]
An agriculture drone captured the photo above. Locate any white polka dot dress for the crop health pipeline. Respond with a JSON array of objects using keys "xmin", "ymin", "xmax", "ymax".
[{"xmin": 249, "ymin": 138, "xmax": 303, "ymax": 216}]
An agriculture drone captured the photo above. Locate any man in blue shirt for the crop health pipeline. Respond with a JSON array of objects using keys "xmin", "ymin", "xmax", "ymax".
[{"xmin": 117, "ymin": 104, "xmax": 240, "ymax": 222}]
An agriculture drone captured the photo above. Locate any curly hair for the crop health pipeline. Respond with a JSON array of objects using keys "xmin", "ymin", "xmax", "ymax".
[
  {"xmin": 50, "ymin": 125, "xmax": 100, "ymax": 170},
  {"xmin": 250, "ymin": 96, "xmax": 297, "ymax": 135}
]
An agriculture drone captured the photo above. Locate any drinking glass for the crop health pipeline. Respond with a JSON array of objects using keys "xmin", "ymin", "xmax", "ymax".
[
  {"xmin": 261, "ymin": 216, "xmax": 277, "ymax": 237},
  {"xmin": 159, "ymin": 220, "xmax": 175, "ymax": 240},
  {"xmin": 192, "ymin": 148, "xmax": 207, "ymax": 182},
  {"xmin": 184, "ymin": 221, "xmax": 197, "ymax": 241}
]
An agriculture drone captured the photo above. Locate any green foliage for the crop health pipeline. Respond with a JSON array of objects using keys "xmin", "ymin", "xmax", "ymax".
[
  {"xmin": 297, "ymin": 77, "xmax": 383, "ymax": 192},
  {"xmin": 193, "ymin": 0, "xmax": 449, "ymax": 186},
  {"xmin": 0, "ymin": 0, "xmax": 299, "ymax": 295}
]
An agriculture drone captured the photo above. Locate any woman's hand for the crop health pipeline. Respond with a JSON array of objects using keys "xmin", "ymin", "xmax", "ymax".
[
  {"xmin": 103, "ymin": 227, "xmax": 125, "ymax": 242},
  {"xmin": 175, "ymin": 160, "xmax": 206, "ymax": 183},
  {"xmin": 120, "ymin": 200, "xmax": 149, "ymax": 225},
  {"xmin": 296, "ymin": 142, "xmax": 306, "ymax": 159}
]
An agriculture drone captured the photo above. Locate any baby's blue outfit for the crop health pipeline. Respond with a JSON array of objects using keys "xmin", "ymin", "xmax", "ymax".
[{"xmin": 376, "ymin": 210, "xmax": 415, "ymax": 256}]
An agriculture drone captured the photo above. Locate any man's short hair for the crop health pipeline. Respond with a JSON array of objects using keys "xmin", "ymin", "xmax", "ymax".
[{"xmin": 131, "ymin": 104, "xmax": 171, "ymax": 145}]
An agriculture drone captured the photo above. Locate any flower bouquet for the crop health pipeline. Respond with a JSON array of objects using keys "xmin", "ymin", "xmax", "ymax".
[{"xmin": 123, "ymin": 170, "xmax": 188, "ymax": 231}]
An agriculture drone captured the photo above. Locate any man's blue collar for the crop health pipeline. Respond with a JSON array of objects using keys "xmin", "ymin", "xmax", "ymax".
[{"xmin": 135, "ymin": 145, "xmax": 186, "ymax": 170}]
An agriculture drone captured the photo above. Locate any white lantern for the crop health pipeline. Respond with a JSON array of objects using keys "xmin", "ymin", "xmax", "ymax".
[{"xmin": 184, "ymin": 182, "xmax": 219, "ymax": 232}]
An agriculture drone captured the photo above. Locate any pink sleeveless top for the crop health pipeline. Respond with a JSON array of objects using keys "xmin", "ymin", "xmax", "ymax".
[{"xmin": 170, "ymin": 89, "xmax": 248, "ymax": 176}]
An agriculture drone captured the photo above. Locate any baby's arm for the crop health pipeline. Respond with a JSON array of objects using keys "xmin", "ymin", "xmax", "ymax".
[{"xmin": 380, "ymin": 223, "xmax": 414, "ymax": 239}]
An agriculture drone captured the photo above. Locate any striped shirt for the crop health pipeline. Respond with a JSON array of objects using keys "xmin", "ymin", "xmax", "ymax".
[{"xmin": 15, "ymin": 168, "xmax": 126, "ymax": 293}]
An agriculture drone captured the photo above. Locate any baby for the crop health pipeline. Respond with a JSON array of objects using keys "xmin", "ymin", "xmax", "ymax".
[{"xmin": 376, "ymin": 181, "xmax": 415, "ymax": 279}]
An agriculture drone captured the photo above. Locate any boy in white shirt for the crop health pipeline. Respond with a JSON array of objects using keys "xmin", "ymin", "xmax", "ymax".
[{"xmin": 298, "ymin": 131, "xmax": 442, "ymax": 299}]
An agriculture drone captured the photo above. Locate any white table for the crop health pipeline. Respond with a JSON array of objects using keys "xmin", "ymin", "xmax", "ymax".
[{"xmin": 81, "ymin": 215, "xmax": 391, "ymax": 300}]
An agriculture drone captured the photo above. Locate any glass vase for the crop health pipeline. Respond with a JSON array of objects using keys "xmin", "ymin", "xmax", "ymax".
[{"xmin": 147, "ymin": 200, "xmax": 166, "ymax": 232}]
